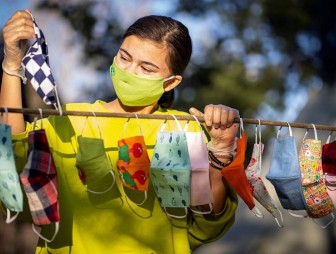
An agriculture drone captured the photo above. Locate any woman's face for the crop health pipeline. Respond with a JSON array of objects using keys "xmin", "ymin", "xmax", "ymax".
[{"xmin": 115, "ymin": 35, "xmax": 172, "ymax": 79}]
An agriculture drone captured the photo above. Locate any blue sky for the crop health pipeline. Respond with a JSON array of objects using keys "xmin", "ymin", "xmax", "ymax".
[{"xmin": 0, "ymin": 0, "xmax": 31, "ymax": 27}]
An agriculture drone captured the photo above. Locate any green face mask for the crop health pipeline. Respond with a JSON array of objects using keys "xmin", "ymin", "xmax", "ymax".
[{"xmin": 110, "ymin": 58, "xmax": 175, "ymax": 107}]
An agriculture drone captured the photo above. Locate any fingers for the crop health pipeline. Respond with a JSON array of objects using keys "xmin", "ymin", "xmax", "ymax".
[
  {"xmin": 204, "ymin": 104, "xmax": 239, "ymax": 130},
  {"xmin": 3, "ymin": 10, "xmax": 35, "ymax": 52}
]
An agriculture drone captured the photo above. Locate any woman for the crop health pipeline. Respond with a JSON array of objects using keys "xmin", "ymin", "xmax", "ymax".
[{"xmin": 1, "ymin": 10, "xmax": 239, "ymax": 254}]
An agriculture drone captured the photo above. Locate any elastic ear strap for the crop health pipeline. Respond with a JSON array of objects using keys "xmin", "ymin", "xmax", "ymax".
[
  {"xmin": 91, "ymin": 111, "xmax": 102, "ymax": 139},
  {"xmin": 134, "ymin": 113, "xmax": 143, "ymax": 136},
  {"xmin": 164, "ymin": 207, "xmax": 188, "ymax": 219},
  {"xmin": 184, "ymin": 115, "xmax": 202, "ymax": 132},
  {"xmin": 6, "ymin": 209, "xmax": 19, "ymax": 224},
  {"xmin": 86, "ymin": 171, "xmax": 115, "ymax": 194},
  {"xmin": 32, "ymin": 221, "xmax": 59, "ymax": 243},
  {"xmin": 273, "ymin": 208, "xmax": 284, "ymax": 228},
  {"xmin": 239, "ymin": 118, "xmax": 244, "ymax": 138},
  {"xmin": 326, "ymin": 131, "xmax": 333, "ymax": 144},
  {"xmin": 171, "ymin": 114, "xmax": 182, "ymax": 131},
  {"xmin": 311, "ymin": 123, "xmax": 318, "ymax": 141},
  {"xmin": 32, "ymin": 108, "xmax": 43, "ymax": 131}
]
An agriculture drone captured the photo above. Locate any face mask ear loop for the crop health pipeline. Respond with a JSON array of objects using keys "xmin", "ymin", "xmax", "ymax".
[
  {"xmin": 312, "ymin": 213, "xmax": 334, "ymax": 229},
  {"xmin": 0, "ymin": 107, "xmax": 9, "ymax": 126},
  {"xmin": 302, "ymin": 128, "xmax": 309, "ymax": 142},
  {"xmin": 171, "ymin": 114, "xmax": 182, "ymax": 131},
  {"xmin": 32, "ymin": 221, "xmax": 59, "ymax": 243},
  {"xmin": 121, "ymin": 118, "xmax": 131, "ymax": 139},
  {"xmin": 133, "ymin": 113, "xmax": 143, "ymax": 136},
  {"xmin": 190, "ymin": 203, "xmax": 213, "ymax": 215},
  {"xmin": 239, "ymin": 118, "xmax": 244, "ymax": 138},
  {"xmin": 252, "ymin": 206, "xmax": 264, "ymax": 218},
  {"xmin": 273, "ymin": 208, "xmax": 284, "ymax": 228},
  {"xmin": 164, "ymin": 207, "xmax": 188, "ymax": 219},
  {"xmin": 276, "ymin": 126, "xmax": 283, "ymax": 139},
  {"xmin": 91, "ymin": 111, "xmax": 102, "ymax": 140},
  {"xmin": 258, "ymin": 120, "xmax": 263, "ymax": 174},
  {"xmin": 325, "ymin": 174, "xmax": 336, "ymax": 191},
  {"xmin": 311, "ymin": 123, "xmax": 318, "ymax": 141},
  {"xmin": 5, "ymin": 209, "xmax": 19, "ymax": 224},
  {"xmin": 185, "ymin": 115, "xmax": 203, "ymax": 132},
  {"xmin": 33, "ymin": 108, "xmax": 43, "ymax": 131},
  {"xmin": 326, "ymin": 131, "xmax": 333, "ymax": 144},
  {"xmin": 288, "ymin": 210, "xmax": 308, "ymax": 218}
]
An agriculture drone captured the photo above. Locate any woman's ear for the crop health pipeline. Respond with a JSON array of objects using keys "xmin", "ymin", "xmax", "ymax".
[{"xmin": 163, "ymin": 75, "xmax": 182, "ymax": 92}]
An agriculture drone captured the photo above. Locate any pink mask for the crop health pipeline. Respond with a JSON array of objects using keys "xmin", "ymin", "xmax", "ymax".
[{"xmin": 184, "ymin": 115, "xmax": 213, "ymax": 214}]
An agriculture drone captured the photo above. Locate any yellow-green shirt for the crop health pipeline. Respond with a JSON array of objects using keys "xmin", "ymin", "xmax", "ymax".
[{"xmin": 12, "ymin": 100, "xmax": 237, "ymax": 254}]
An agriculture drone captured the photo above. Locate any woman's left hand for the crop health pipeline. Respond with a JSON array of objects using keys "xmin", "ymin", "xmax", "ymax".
[{"xmin": 189, "ymin": 104, "xmax": 240, "ymax": 154}]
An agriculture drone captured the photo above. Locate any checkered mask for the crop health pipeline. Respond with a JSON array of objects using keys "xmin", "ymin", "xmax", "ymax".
[
  {"xmin": 20, "ymin": 129, "xmax": 60, "ymax": 242},
  {"xmin": 22, "ymin": 14, "xmax": 60, "ymax": 109}
]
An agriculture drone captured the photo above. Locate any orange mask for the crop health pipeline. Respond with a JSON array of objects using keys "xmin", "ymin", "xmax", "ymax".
[{"xmin": 221, "ymin": 131, "xmax": 255, "ymax": 210}]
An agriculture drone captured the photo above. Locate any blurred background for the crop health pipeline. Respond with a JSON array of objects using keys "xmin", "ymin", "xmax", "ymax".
[{"xmin": 1, "ymin": 0, "xmax": 336, "ymax": 253}]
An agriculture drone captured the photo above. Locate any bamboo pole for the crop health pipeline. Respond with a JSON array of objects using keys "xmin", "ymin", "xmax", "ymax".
[{"xmin": 0, "ymin": 107, "xmax": 335, "ymax": 131}]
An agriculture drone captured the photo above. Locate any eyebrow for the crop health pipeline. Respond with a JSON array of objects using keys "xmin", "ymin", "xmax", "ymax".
[{"xmin": 119, "ymin": 48, "xmax": 160, "ymax": 70}]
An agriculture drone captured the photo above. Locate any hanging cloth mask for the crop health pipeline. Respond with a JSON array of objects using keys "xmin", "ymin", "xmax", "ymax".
[
  {"xmin": 75, "ymin": 112, "xmax": 116, "ymax": 194},
  {"xmin": 0, "ymin": 109, "xmax": 24, "ymax": 223},
  {"xmin": 323, "ymin": 132, "xmax": 336, "ymax": 208},
  {"xmin": 116, "ymin": 114, "xmax": 150, "ymax": 205},
  {"xmin": 150, "ymin": 115, "xmax": 191, "ymax": 219},
  {"xmin": 21, "ymin": 11, "xmax": 62, "ymax": 112},
  {"xmin": 221, "ymin": 119, "xmax": 261, "ymax": 216},
  {"xmin": 184, "ymin": 115, "xmax": 213, "ymax": 214},
  {"xmin": 322, "ymin": 132, "xmax": 336, "ymax": 175},
  {"xmin": 266, "ymin": 123, "xmax": 307, "ymax": 218},
  {"xmin": 299, "ymin": 124, "xmax": 334, "ymax": 227},
  {"xmin": 245, "ymin": 121, "xmax": 283, "ymax": 227},
  {"xmin": 19, "ymin": 111, "xmax": 60, "ymax": 242}
]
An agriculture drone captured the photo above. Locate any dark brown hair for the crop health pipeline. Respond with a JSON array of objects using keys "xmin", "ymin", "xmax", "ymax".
[{"xmin": 122, "ymin": 15, "xmax": 192, "ymax": 108}]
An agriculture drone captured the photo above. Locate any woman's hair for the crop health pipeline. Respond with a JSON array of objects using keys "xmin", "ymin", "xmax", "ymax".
[{"xmin": 122, "ymin": 15, "xmax": 192, "ymax": 108}]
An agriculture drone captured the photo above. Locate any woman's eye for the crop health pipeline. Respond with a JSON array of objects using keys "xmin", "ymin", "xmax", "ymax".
[
  {"xmin": 141, "ymin": 66, "xmax": 153, "ymax": 73},
  {"xmin": 120, "ymin": 56, "xmax": 129, "ymax": 61}
]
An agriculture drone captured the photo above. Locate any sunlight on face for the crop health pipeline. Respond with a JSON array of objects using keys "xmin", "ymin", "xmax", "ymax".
[{"xmin": 115, "ymin": 35, "xmax": 172, "ymax": 78}]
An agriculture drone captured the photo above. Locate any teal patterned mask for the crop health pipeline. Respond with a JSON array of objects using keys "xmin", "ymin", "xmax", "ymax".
[
  {"xmin": 150, "ymin": 116, "xmax": 191, "ymax": 218},
  {"xmin": 0, "ymin": 124, "xmax": 23, "ymax": 223}
]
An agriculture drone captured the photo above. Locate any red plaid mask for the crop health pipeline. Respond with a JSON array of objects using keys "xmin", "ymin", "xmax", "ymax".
[{"xmin": 20, "ymin": 129, "xmax": 60, "ymax": 242}]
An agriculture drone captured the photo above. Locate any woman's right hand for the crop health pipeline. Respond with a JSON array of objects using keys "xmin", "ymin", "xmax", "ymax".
[{"xmin": 3, "ymin": 10, "xmax": 35, "ymax": 71}]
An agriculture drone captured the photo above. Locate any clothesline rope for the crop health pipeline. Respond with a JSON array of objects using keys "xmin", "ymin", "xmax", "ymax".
[{"xmin": 1, "ymin": 107, "xmax": 335, "ymax": 131}]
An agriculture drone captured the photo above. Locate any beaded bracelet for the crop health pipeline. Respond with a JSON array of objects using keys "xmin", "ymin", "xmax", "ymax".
[{"xmin": 208, "ymin": 150, "xmax": 233, "ymax": 170}]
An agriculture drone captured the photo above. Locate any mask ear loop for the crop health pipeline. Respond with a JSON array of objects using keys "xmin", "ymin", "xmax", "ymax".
[
  {"xmin": 187, "ymin": 114, "xmax": 213, "ymax": 215},
  {"xmin": 239, "ymin": 118, "xmax": 244, "ymax": 138},
  {"xmin": 86, "ymin": 111, "xmax": 115, "ymax": 195},
  {"xmin": 32, "ymin": 221, "xmax": 59, "ymax": 243},
  {"xmin": 32, "ymin": 108, "xmax": 43, "ymax": 131}
]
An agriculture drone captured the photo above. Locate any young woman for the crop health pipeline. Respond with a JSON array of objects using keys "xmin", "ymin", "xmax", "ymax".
[{"xmin": 1, "ymin": 10, "xmax": 239, "ymax": 254}]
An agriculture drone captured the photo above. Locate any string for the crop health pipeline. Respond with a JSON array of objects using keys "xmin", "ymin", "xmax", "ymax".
[{"xmin": 1, "ymin": 107, "xmax": 336, "ymax": 131}]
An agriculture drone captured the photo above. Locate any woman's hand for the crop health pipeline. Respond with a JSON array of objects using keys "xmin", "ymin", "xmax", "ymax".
[
  {"xmin": 189, "ymin": 104, "xmax": 240, "ymax": 155},
  {"xmin": 2, "ymin": 10, "xmax": 34, "ymax": 71}
]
